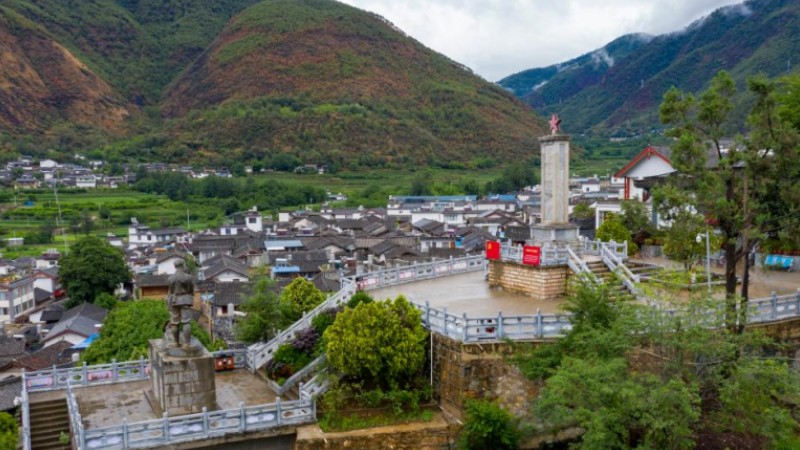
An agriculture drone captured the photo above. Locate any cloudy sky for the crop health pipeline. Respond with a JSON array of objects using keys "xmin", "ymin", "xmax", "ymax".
[{"xmin": 339, "ymin": 0, "xmax": 744, "ymax": 81}]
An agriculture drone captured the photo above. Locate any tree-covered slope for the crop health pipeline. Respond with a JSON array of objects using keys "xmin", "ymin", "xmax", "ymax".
[
  {"xmin": 0, "ymin": 6, "xmax": 131, "ymax": 133},
  {"xmin": 0, "ymin": 0, "xmax": 547, "ymax": 166},
  {"xmin": 500, "ymin": 0, "xmax": 800, "ymax": 134},
  {"xmin": 160, "ymin": 0, "xmax": 546, "ymax": 165}
]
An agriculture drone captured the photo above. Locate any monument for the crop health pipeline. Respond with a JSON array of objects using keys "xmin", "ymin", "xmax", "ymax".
[
  {"xmin": 148, "ymin": 260, "xmax": 217, "ymax": 416},
  {"xmin": 530, "ymin": 114, "xmax": 579, "ymax": 245}
]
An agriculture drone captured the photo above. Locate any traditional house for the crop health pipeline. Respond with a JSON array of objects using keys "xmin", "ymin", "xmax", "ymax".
[
  {"xmin": 202, "ymin": 256, "xmax": 249, "ymax": 283},
  {"xmin": 614, "ymin": 145, "xmax": 673, "ymax": 201},
  {"xmin": 42, "ymin": 303, "xmax": 107, "ymax": 348},
  {"xmin": 136, "ymin": 274, "xmax": 170, "ymax": 299}
]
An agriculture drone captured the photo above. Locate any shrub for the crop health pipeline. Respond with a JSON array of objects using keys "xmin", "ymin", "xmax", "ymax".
[
  {"xmin": 458, "ymin": 399, "xmax": 520, "ymax": 450},
  {"xmin": 347, "ymin": 291, "xmax": 373, "ymax": 309},
  {"xmin": 325, "ymin": 296, "xmax": 427, "ymax": 388}
]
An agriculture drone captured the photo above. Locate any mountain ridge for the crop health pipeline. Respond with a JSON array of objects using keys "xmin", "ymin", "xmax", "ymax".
[
  {"xmin": 499, "ymin": 0, "xmax": 800, "ymax": 134},
  {"xmin": 0, "ymin": 0, "xmax": 547, "ymax": 167}
]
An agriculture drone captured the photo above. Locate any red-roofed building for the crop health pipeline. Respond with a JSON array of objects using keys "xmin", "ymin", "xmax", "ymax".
[{"xmin": 614, "ymin": 146, "xmax": 674, "ymax": 201}]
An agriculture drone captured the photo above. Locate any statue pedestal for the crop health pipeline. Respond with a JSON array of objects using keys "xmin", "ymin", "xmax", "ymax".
[
  {"xmin": 529, "ymin": 223, "xmax": 580, "ymax": 248},
  {"xmin": 147, "ymin": 339, "xmax": 217, "ymax": 416}
]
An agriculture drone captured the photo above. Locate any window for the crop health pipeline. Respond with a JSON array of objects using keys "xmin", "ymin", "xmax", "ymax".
[{"xmin": 248, "ymin": 217, "xmax": 256, "ymax": 224}]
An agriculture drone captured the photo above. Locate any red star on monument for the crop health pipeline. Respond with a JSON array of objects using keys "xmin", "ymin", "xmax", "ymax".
[{"xmin": 549, "ymin": 113, "xmax": 561, "ymax": 135}]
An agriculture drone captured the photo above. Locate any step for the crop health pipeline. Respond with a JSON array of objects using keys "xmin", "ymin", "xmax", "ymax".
[
  {"xmin": 30, "ymin": 400, "xmax": 67, "ymax": 410},
  {"xmin": 31, "ymin": 422, "xmax": 69, "ymax": 436},
  {"xmin": 31, "ymin": 413, "xmax": 70, "ymax": 424}
]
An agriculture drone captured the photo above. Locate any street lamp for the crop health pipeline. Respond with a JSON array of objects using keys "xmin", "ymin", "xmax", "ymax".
[{"xmin": 696, "ymin": 232, "xmax": 712, "ymax": 296}]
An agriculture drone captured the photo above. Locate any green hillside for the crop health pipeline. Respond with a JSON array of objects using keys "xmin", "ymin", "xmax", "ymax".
[
  {"xmin": 499, "ymin": 0, "xmax": 800, "ymax": 135},
  {"xmin": 0, "ymin": 0, "xmax": 547, "ymax": 167}
]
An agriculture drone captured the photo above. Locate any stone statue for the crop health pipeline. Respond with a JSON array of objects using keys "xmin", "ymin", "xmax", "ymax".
[{"xmin": 164, "ymin": 260, "xmax": 197, "ymax": 348}]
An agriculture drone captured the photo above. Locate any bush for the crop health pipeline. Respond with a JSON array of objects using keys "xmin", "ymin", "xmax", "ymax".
[
  {"xmin": 311, "ymin": 307, "xmax": 339, "ymax": 336},
  {"xmin": 325, "ymin": 296, "xmax": 428, "ymax": 388},
  {"xmin": 266, "ymin": 343, "xmax": 313, "ymax": 380},
  {"xmin": 459, "ymin": 399, "xmax": 520, "ymax": 450},
  {"xmin": 596, "ymin": 213, "xmax": 638, "ymax": 255},
  {"xmin": 347, "ymin": 291, "xmax": 373, "ymax": 309}
]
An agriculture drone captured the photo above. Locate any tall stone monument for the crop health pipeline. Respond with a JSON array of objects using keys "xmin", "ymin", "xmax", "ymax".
[
  {"xmin": 147, "ymin": 261, "xmax": 217, "ymax": 416},
  {"xmin": 530, "ymin": 114, "xmax": 579, "ymax": 245}
]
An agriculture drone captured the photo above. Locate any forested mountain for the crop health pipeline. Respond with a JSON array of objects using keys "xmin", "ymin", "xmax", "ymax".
[
  {"xmin": 0, "ymin": 0, "xmax": 547, "ymax": 167},
  {"xmin": 499, "ymin": 0, "xmax": 800, "ymax": 135}
]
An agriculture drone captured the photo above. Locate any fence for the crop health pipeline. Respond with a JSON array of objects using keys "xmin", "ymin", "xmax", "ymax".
[
  {"xmin": 413, "ymin": 290, "xmax": 800, "ymax": 343},
  {"xmin": 25, "ymin": 349, "xmax": 247, "ymax": 393},
  {"xmin": 246, "ymin": 255, "xmax": 486, "ymax": 371},
  {"xmin": 265, "ymin": 355, "xmax": 326, "ymax": 398},
  {"xmin": 76, "ymin": 396, "xmax": 315, "ymax": 449}
]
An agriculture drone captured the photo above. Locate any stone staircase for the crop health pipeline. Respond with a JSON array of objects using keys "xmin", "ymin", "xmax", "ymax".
[
  {"xmin": 29, "ymin": 397, "xmax": 70, "ymax": 450},
  {"xmin": 582, "ymin": 260, "xmax": 636, "ymax": 302}
]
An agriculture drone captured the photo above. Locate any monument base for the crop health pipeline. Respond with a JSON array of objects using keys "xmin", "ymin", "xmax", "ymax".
[
  {"xmin": 528, "ymin": 223, "xmax": 580, "ymax": 247},
  {"xmin": 148, "ymin": 338, "xmax": 217, "ymax": 416}
]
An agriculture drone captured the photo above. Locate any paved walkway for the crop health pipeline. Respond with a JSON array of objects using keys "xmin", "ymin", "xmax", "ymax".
[
  {"xmin": 372, "ymin": 257, "xmax": 800, "ymax": 319},
  {"xmin": 634, "ymin": 256, "xmax": 800, "ymax": 298},
  {"xmin": 75, "ymin": 370, "xmax": 278, "ymax": 428},
  {"xmin": 372, "ymin": 271, "xmax": 565, "ymax": 317}
]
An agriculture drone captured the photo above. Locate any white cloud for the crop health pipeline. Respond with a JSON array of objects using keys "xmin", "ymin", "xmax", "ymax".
[{"xmin": 339, "ymin": 0, "xmax": 744, "ymax": 81}]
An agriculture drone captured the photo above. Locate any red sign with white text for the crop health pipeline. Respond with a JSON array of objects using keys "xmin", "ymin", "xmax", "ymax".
[
  {"xmin": 485, "ymin": 241, "xmax": 500, "ymax": 260},
  {"xmin": 522, "ymin": 245, "xmax": 541, "ymax": 266}
]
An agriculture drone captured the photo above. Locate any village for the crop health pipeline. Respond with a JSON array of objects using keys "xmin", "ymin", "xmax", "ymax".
[{"xmin": 1, "ymin": 130, "xmax": 799, "ymax": 449}]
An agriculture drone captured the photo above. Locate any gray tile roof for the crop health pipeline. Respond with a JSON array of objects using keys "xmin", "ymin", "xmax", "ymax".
[
  {"xmin": 203, "ymin": 257, "xmax": 249, "ymax": 280},
  {"xmin": 44, "ymin": 303, "xmax": 107, "ymax": 343},
  {"xmin": 0, "ymin": 376, "xmax": 22, "ymax": 411}
]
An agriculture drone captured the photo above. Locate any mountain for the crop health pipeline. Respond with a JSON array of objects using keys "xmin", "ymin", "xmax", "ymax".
[
  {"xmin": 0, "ymin": 5, "xmax": 131, "ymax": 133},
  {"xmin": 0, "ymin": 0, "xmax": 547, "ymax": 166},
  {"xmin": 499, "ymin": 0, "xmax": 800, "ymax": 134}
]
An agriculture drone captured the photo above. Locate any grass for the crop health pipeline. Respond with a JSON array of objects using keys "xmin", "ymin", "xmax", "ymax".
[
  {"xmin": 318, "ymin": 409, "xmax": 435, "ymax": 433},
  {"xmin": 259, "ymin": 167, "xmax": 503, "ymax": 197}
]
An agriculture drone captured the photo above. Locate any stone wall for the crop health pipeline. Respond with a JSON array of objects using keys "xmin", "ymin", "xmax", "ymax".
[
  {"xmin": 431, "ymin": 333, "xmax": 544, "ymax": 419},
  {"xmin": 294, "ymin": 414, "xmax": 456, "ymax": 450},
  {"xmin": 487, "ymin": 259, "xmax": 569, "ymax": 301}
]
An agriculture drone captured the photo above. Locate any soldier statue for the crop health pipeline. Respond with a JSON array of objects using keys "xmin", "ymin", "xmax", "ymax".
[{"xmin": 164, "ymin": 260, "xmax": 197, "ymax": 348}]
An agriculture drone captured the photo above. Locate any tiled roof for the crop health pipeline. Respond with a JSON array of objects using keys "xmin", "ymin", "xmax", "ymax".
[
  {"xmin": 136, "ymin": 274, "xmax": 170, "ymax": 288},
  {"xmin": 44, "ymin": 303, "xmax": 107, "ymax": 343},
  {"xmin": 12, "ymin": 341, "xmax": 73, "ymax": 371},
  {"xmin": 0, "ymin": 376, "xmax": 22, "ymax": 411},
  {"xmin": 212, "ymin": 282, "xmax": 253, "ymax": 307},
  {"xmin": 203, "ymin": 257, "xmax": 249, "ymax": 280}
]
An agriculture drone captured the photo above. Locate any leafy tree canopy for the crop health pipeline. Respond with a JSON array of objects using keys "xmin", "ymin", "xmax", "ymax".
[
  {"xmin": 659, "ymin": 70, "xmax": 800, "ymax": 329},
  {"xmin": 81, "ymin": 300, "xmax": 213, "ymax": 364},
  {"xmin": 324, "ymin": 295, "xmax": 427, "ymax": 388},
  {"xmin": 0, "ymin": 412, "xmax": 17, "ymax": 450},
  {"xmin": 60, "ymin": 236, "xmax": 130, "ymax": 307},
  {"xmin": 596, "ymin": 213, "xmax": 638, "ymax": 255},
  {"xmin": 280, "ymin": 277, "xmax": 326, "ymax": 320},
  {"xmin": 235, "ymin": 277, "xmax": 292, "ymax": 344}
]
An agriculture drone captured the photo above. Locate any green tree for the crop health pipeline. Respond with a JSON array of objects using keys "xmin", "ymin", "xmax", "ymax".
[
  {"xmin": 596, "ymin": 214, "xmax": 638, "ymax": 256},
  {"xmin": 81, "ymin": 300, "xmax": 212, "ymax": 364},
  {"xmin": 660, "ymin": 71, "xmax": 800, "ymax": 329},
  {"xmin": 280, "ymin": 277, "xmax": 326, "ymax": 319},
  {"xmin": 94, "ymin": 292, "xmax": 119, "ymax": 310},
  {"xmin": 662, "ymin": 210, "xmax": 716, "ymax": 271},
  {"xmin": 0, "ymin": 412, "xmax": 17, "ymax": 450},
  {"xmin": 619, "ymin": 199, "xmax": 652, "ymax": 236},
  {"xmin": 81, "ymin": 300, "xmax": 168, "ymax": 363},
  {"xmin": 235, "ymin": 278, "xmax": 291, "ymax": 343},
  {"xmin": 324, "ymin": 295, "xmax": 427, "ymax": 388},
  {"xmin": 60, "ymin": 236, "xmax": 130, "ymax": 307},
  {"xmin": 79, "ymin": 209, "xmax": 94, "ymax": 235},
  {"xmin": 459, "ymin": 399, "xmax": 520, "ymax": 450},
  {"xmin": 572, "ymin": 203, "xmax": 595, "ymax": 220}
]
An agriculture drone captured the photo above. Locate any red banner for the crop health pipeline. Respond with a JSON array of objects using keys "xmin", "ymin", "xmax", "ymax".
[
  {"xmin": 522, "ymin": 245, "xmax": 541, "ymax": 266},
  {"xmin": 485, "ymin": 241, "xmax": 500, "ymax": 260}
]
